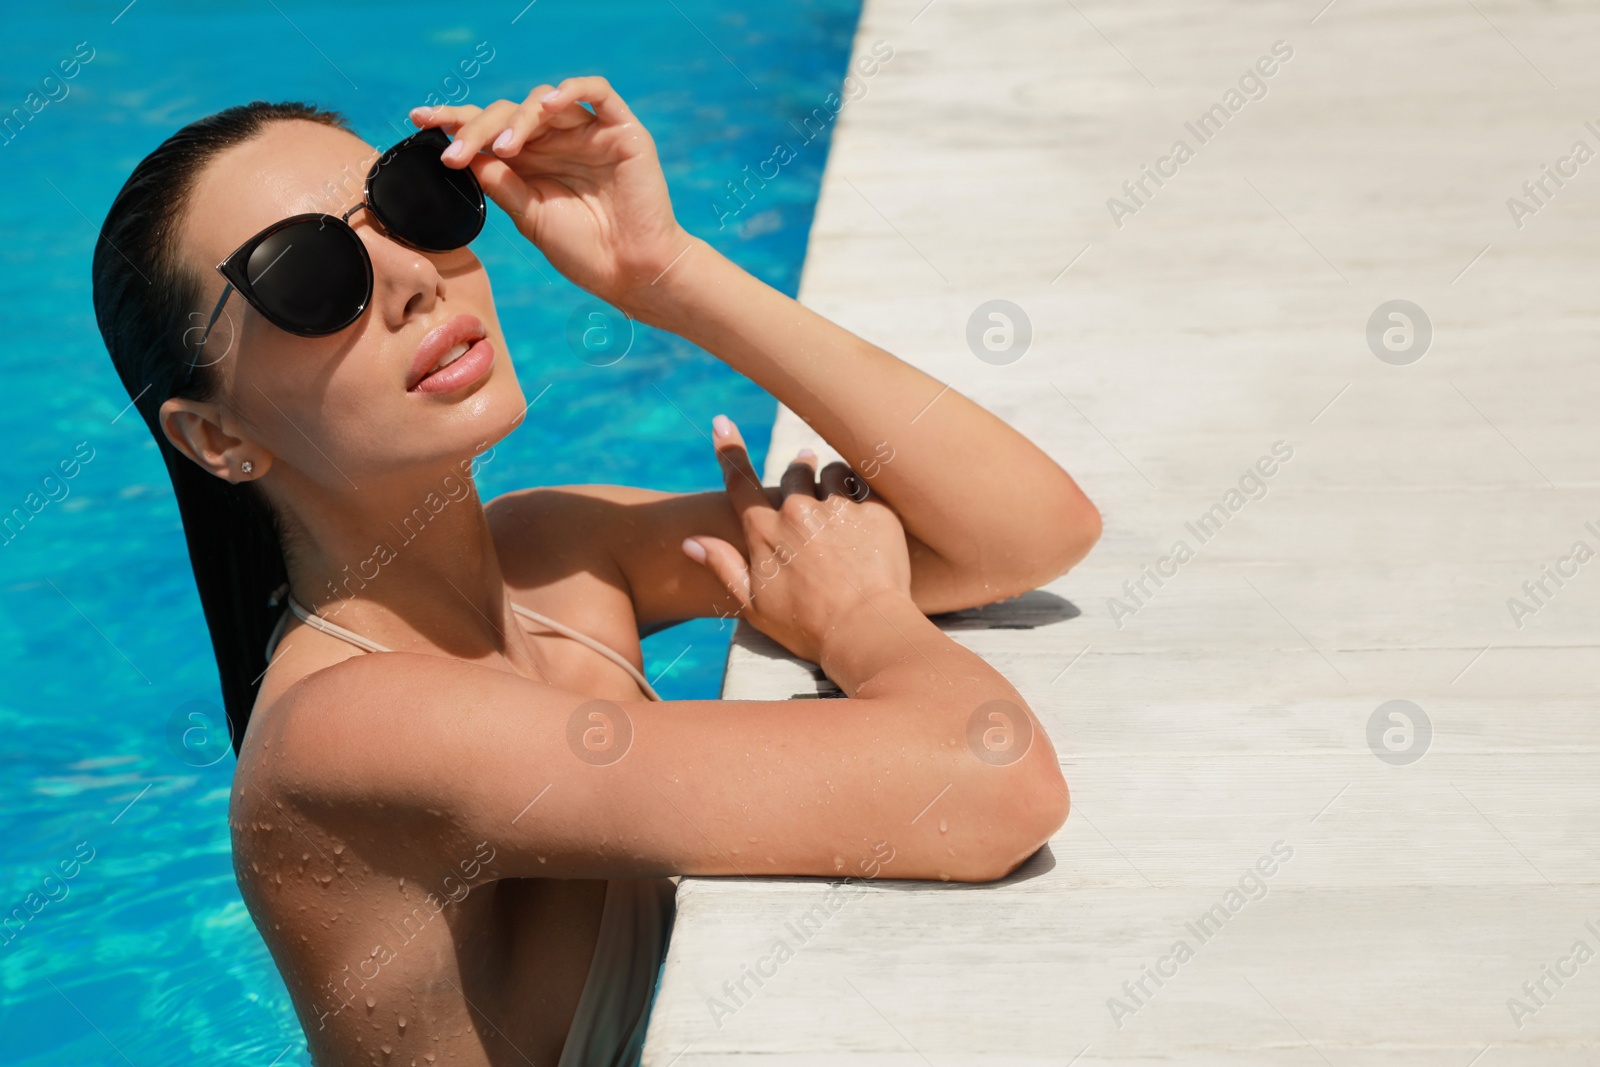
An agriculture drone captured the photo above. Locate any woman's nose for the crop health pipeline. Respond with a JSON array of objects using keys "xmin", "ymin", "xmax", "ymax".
[{"xmin": 366, "ymin": 233, "xmax": 443, "ymax": 327}]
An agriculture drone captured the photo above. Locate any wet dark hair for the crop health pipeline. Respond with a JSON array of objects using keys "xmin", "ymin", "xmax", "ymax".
[{"xmin": 92, "ymin": 101, "xmax": 352, "ymax": 756}]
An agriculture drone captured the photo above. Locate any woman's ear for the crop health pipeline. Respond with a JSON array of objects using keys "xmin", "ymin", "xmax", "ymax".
[{"xmin": 158, "ymin": 396, "xmax": 269, "ymax": 482}]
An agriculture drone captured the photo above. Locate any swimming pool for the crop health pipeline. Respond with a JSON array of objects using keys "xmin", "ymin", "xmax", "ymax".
[{"xmin": 0, "ymin": 1, "xmax": 860, "ymax": 1060}]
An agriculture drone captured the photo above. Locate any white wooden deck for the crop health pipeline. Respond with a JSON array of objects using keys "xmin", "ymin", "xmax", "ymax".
[{"xmin": 644, "ymin": 0, "xmax": 1600, "ymax": 1062}]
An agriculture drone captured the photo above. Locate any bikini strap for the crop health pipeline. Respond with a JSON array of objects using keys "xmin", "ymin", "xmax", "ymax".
[
  {"xmin": 284, "ymin": 596, "xmax": 394, "ymax": 654},
  {"xmin": 263, "ymin": 598, "xmax": 294, "ymax": 662},
  {"xmin": 511, "ymin": 603, "xmax": 663, "ymax": 702},
  {"xmin": 265, "ymin": 594, "xmax": 663, "ymax": 702}
]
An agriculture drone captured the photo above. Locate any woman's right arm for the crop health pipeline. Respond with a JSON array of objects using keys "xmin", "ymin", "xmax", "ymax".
[
  {"xmin": 243, "ymin": 436, "xmax": 1069, "ymax": 883},
  {"xmin": 250, "ymin": 606, "xmax": 1065, "ymax": 883}
]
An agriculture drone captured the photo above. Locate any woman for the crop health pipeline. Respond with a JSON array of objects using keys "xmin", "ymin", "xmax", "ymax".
[{"xmin": 93, "ymin": 78, "xmax": 1099, "ymax": 1067}]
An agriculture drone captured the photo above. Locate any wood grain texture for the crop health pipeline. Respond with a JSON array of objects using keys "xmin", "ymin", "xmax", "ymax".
[{"xmin": 645, "ymin": 0, "xmax": 1600, "ymax": 1061}]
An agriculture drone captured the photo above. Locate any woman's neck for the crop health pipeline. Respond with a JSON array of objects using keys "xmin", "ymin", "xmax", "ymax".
[{"xmin": 276, "ymin": 462, "xmax": 531, "ymax": 665}]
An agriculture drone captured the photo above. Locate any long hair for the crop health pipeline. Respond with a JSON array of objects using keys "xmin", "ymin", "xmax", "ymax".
[{"xmin": 92, "ymin": 102, "xmax": 352, "ymax": 755}]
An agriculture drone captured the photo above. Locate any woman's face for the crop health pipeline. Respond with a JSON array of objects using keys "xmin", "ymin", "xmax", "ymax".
[{"xmin": 172, "ymin": 119, "xmax": 524, "ymax": 494}]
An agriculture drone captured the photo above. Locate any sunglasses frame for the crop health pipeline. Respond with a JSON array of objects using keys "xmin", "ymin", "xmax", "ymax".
[
  {"xmin": 217, "ymin": 211, "xmax": 375, "ymax": 340},
  {"xmin": 179, "ymin": 126, "xmax": 486, "ymax": 388}
]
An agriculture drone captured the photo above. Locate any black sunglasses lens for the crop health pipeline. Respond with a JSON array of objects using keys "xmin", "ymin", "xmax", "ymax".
[
  {"xmin": 245, "ymin": 219, "xmax": 370, "ymax": 335},
  {"xmin": 369, "ymin": 131, "xmax": 486, "ymax": 253}
]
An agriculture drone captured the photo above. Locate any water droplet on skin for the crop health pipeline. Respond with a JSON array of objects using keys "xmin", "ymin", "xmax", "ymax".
[
  {"xmin": 380, "ymin": 1044, "xmax": 392, "ymax": 1057},
  {"xmin": 938, "ymin": 818, "xmax": 948, "ymax": 833},
  {"xmin": 334, "ymin": 844, "xmax": 345, "ymax": 855},
  {"xmin": 366, "ymin": 995, "xmax": 377, "ymax": 1009}
]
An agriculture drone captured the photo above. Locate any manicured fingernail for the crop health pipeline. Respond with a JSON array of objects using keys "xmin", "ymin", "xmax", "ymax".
[
  {"xmin": 493, "ymin": 129, "xmax": 515, "ymax": 152},
  {"xmin": 442, "ymin": 140, "xmax": 468, "ymax": 162},
  {"xmin": 681, "ymin": 538, "xmax": 707, "ymax": 563},
  {"xmin": 712, "ymin": 414, "xmax": 734, "ymax": 439},
  {"xmin": 797, "ymin": 448, "xmax": 816, "ymax": 460},
  {"xmin": 541, "ymin": 89, "xmax": 562, "ymax": 104}
]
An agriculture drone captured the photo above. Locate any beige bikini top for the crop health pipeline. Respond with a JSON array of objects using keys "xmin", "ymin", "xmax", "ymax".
[
  {"xmin": 262, "ymin": 586, "xmax": 663, "ymax": 701},
  {"xmin": 263, "ymin": 588, "xmax": 675, "ymax": 1064}
]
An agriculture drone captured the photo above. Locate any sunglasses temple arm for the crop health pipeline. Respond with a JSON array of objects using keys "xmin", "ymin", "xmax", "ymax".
[
  {"xmin": 187, "ymin": 281, "xmax": 235, "ymax": 375},
  {"xmin": 200, "ymin": 283, "xmax": 233, "ymax": 348}
]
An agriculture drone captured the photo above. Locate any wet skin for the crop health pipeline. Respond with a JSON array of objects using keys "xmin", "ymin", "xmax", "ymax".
[{"xmin": 159, "ymin": 78, "xmax": 1098, "ymax": 1065}]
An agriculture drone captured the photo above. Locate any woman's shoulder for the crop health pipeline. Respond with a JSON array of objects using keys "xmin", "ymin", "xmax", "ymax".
[
  {"xmin": 483, "ymin": 483, "xmax": 660, "ymax": 581},
  {"xmin": 235, "ymin": 649, "xmax": 554, "ymax": 810},
  {"xmin": 240, "ymin": 651, "xmax": 448, "ymax": 787},
  {"xmin": 226, "ymin": 652, "xmax": 540, "ymax": 914},
  {"xmin": 476, "ymin": 483, "xmax": 672, "ymax": 563},
  {"xmin": 484, "ymin": 482, "xmax": 675, "ymax": 521}
]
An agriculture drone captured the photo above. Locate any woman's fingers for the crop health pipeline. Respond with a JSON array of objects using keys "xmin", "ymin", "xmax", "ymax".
[
  {"xmin": 443, "ymin": 98, "xmax": 525, "ymax": 166},
  {"xmin": 681, "ymin": 536, "xmax": 753, "ymax": 611},
  {"xmin": 541, "ymin": 75, "xmax": 638, "ymax": 127},
  {"xmin": 713, "ymin": 415, "xmax": 770, "ymax": 519},
  {"xmin": 412, "ymin": 76, "xmax": 637, "ymax": 160},
  {"xmin": 537, "ymin": 93, "xmax": 602, "ymax": 130},
  {"xmin": 481, "ymin": 85, "xmax": 555, "ymax": 156},
  {"xmin": 819, "ymin": 461, "xmax": 870, "ymax": 503},
  {"xmin": 467, "ymin": 154, "xmax": 540, "ymax": 228},
  {"xmin": 779, "ymin": 449, "xmax": 818, "ymax": 500},
  {"xmin": 408, "ymin": 102, "xmax": 481, "ymax": 135},
  {"xmin": 488, "ymin": 86, "xmax": 598, "ymax": 157}
]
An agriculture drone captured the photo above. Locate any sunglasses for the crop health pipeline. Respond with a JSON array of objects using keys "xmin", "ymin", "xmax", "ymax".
[{"xmin": 181, "ymin": 126, "xmax": 485, "ymax": 387}]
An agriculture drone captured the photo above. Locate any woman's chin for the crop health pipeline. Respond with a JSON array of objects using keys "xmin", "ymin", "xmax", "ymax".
[{"xmin": 455, "ymin": 372, "xmax": 532, "ymax": 461}]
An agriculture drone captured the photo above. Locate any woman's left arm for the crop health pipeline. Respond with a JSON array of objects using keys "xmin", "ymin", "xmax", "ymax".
[
  {"xmin": 418, "ymin": 76, "xmax": 1100, "ymax": 614},
  {"xmin": 629, "ymin": 244, "xmax": 1102, "ymax": 606}
]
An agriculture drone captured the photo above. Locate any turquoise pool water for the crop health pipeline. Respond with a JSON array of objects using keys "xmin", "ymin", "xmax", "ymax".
[{"xmin": 0, "ymin": 2, "xmax": 860, "ymax": 1061}]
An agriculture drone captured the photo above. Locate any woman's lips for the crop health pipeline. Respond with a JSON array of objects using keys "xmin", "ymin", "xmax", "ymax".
[
  {"xmin": 408, "ymin": 313, "xmax": 488, "ymax": 390},
  {"xmin": 412, "ymin": 338, "xmax": 494, "ymax": 394}
]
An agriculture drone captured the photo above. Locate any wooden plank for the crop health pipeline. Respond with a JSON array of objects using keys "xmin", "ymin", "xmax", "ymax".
[{"xmin": 644, "ymin": 0, "xmax": 1600, "ymax": 1061}]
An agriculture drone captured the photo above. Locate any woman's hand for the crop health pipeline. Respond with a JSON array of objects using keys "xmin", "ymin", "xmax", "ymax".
[
  {"xmin": 681, "ymin": 416, "xmax": 914, "ymax": 665},
  {"xmin": 410, "ymin": 76, "xmax": 694, "ymax": 316}
]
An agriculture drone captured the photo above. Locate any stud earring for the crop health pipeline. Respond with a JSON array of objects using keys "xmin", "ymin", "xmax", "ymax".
[{"xmin": 240, "ymin": 461, "xmax": 254, "ymax": 475}]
